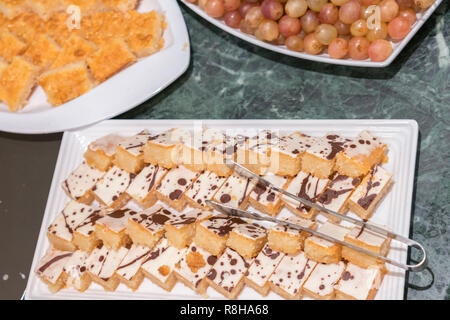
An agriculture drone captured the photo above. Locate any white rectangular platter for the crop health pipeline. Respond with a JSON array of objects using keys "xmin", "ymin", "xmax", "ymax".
[
  {"xmin": 0, "ymin": 0, "xmax": 190, "ymax": 134},
  {"xmin": 25, "ymin": 119, "xmax": 418, "ymax": 300}
]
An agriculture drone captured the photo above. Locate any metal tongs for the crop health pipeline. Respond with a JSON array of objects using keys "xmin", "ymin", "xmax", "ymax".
[{"xmin": 206, "ymin": 160, "xmax": 427, "ymax": 272}]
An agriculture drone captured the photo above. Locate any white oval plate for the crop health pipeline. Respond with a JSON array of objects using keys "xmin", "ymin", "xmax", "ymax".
[
  {"xmin": 181, "ymin": 0, "xmax": 442, "ymax": 68},
  {"xmin": 0, "ymin": 0, "xmax": 190, "ymax": 134}
]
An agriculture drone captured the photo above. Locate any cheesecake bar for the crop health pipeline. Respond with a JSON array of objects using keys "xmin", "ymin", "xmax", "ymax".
[
  {"xmin": 95, "ymin": 208, "xmax": 138, "ymax": 250},
  {"xmin": 267, "ymin": 215, "xmax": 316, "ymax": 254},
  {"xmin": 226, "ymin": 223, "xmax": 267, "ymax": 259},
  {"xmin": 302, "ymin": 261, "xmax": 346, "ymax": 300},
  {"xmin": 164, "ymin": 209, "xmax": 212, "ymax": 249},
  {"xmin": 155, "ymin": 165, "xmax": 200, "ymax": 211},
  {"xmin": 184, "ymin": 170, "xmax": 227, "ymax": 210},
  {"xmin": 335, "ymin": 131, "xmax": 387, "ymax": 178},
  {"xmin": 175, "ymin": 128, "xmax": 209, "ymax": 172},
  {"xmin": 35, "ymin": 247, "xmax": 73, "ymax": 293},
  {"xmin": 23, "ymin": 33, "xmax": 61, "ymax": 71},
  {"xmin": 244, "ymin": 244, "xmax": 285, "ymax": 296},
  {"xmin": 143, "ymin": 129, "xmax": 180, "ymax": 169},
  {"xmin": 282, "ymin": 171, "xmax": 329, "ymax": 219},
  {"xmin": 211, "ymin": 173, "xmax": 255, "ymax": 210},
  {"xmin": 62, "ymin": 161, "xmax": 104, "ymax": 204},
  {"xmin": 206, "ymin": 247, "xmax": 253, "ymax": 299},
  {"xmin": 248, "ymin": 173, "xmax": 289, "ymax": 216},
  {"xmin": 126, "ymin": 204, "xmax": 178, "ymax": 248},
  {"xmin": 126, "ymin": 164, "xmax": 168, "ymax": 208},
  {"xmin": 63, "ymin": 250, "xmax": 91, "ymax": 292},
  {"xmin": 114, "ymin": 130, "xmax": 153, "ymax": 174},
  {"xmin": 86, "ymin": 243, "xmax": 129, "ymax": 291},
  {"xmin": 313, "ymin": 173, "xmax": 360, "ymax": 221},
  {"xmin": 73, "ymin": 209, "xmax": 104, "ymax": 252},
  {"xmin": 174, "ymin": 243, "xmax": 218, "ymax": 295},
  {"xmin": 92, "ymin": 165, "xmax": 134, "ymax": 209},
  {"xmin": 347, "ymin": 165, "xmax": 392, "ymax": 219},
  {"xmin": 304, "ymin": 221, "xmax": 350, "ymax": 264},
  {"xmin": 236, "ymin": 130, "xmax": 276, "ymax": 175},
  {"xmin": 268, "ymin": 251, "xmax": 317, "ymax": 300},
  {"xmin": 47, "ymin": 200, "xmax": 98, "ymax": 252},
  {"xmin": 84, "ymin": 134, "xmax": 125, "ymax": 171},
  {"xmin": 140, "ymin": 237, "xmax": 187, "ymax": 291},
  {"xmin": 269, "ymin": 132, "xmax": 311, "ymax": 176},
  {"xmin": 341, "ymin": 224, "xmax": 391, "ymax": 268},
  {"xmin": 116, "ymin": 243, "xmax": 152, "ymax": 291},
  {"xmin": 206, "ymin": 134, "xmax": 247, "ymax": 177},
  {"xmin": 193, "ymin": 214, "xmax": 246, "ymax": 256},
  {"xmin": 335, "ymin": 263, "xmax": 387, "ymax": 300},
  {"xmin": 301, "ymin": 134, "xmax": 349, "ymax": 179}
]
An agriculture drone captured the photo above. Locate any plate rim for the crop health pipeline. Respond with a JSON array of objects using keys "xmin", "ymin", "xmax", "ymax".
[{"xmin": 24, "ymin": 118, "xmax": 419, "ymax": 300}]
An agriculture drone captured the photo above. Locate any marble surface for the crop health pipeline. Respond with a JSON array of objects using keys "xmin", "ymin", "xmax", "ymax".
[{"xmin": 119, "ymin": 1, "xmax": 450, "ymax": 300}]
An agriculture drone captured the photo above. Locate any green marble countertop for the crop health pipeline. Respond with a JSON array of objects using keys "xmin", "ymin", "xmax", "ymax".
[{"xmin": 119, "ymin": 1, "xmax": 450, "ymax": 300}]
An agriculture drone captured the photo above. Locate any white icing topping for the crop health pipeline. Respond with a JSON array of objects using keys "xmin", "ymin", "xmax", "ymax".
[
  {"xmin": 246, "ymin": 244, "xmax": 285, "ymax": 287},
  {"xmin": 335, "ymin": 263, "xmax": 382, "ymax": 300},
  {"xmin": 213, "ymin": 173, "xmax": 255, "ymax": 207},
  {"xmin": 185, "ymin": 170, "xmax": 227, "ymax": 207},
  {"xmin": 93, "ymin": 166, "xmax": 133, "ymax": 206},
  {"xmin": 89, "ymin": 134, "xmax": 125, "ymax": 157},
  {"xmin": 249, "ymin": 174, "xmax": 288, "ymax": 206},
  {"xmin": 116, "ymin": 244, "xmax": 152, "ymax": 281},
  {"xmin": 165, "ymin": 209, "xmax": 211, "ymax": 230},
  {"xmin": 343, "ymin": 131, "xmax": 384, "ymax": 159},
  {"xmin": 308, "ymin": 221, "xmax": 350, "ymax": 248},
  {"xmin": 232, "ymin": 223, "xmax": 266, "ymax": 240},
  {"xmin": 147, "ymin": 130, "xmax": 178, "ymax": 146},
  {"xmin": 63, "ymin": 161, "xmax": 104, "ymax": 199},
  {"xmin": 129, "ymin": 205, "xmax": 178, "ymax": 233},
  {"xmin": 303, "ymin": 261, "xmax": 346, "ymax": 296},
  {"xmin": 271, "ymin": 132, "xmax": 312, "ymax": 157},
  {"xmin": 346, "ymin": 223, "xmax": 389, "ymax": 248},
  {"xmin": 74, "ymin": 209, "xmax": 103, "ymax": 237},
  {"xmin": 64, "ymin": 250, "xmax": 90, "ymax": 290},
  {"xmin": 141, "ymin": 238, "xmax": 187, "ymax": 283},
  {"xmin": 156, "ymin": 165, "xmax": 199, "ymax": 199},
  {"xmin": 269, "ymin": 251, "xmax": 316, "ymax": 297},
  {"xmin": 96, "ymin": 208, "xmax": 137, "ymax": 233},
  {"xmin": 305, "ymin": 134, "xmax": 348, "ymax": 160},
  {"xmin": 36, "ymin": 248, "xmax": 73, "ymax": 284},
  {"xmin": 317, "ymin": 174, "xmax": 359, "ymax": 212},
  {"xmin": 117, "ymin": 130, "xmax": 152, "ymax": 156},
  {"xmin": 126, "ymin": 164, "xmax": 168, "ymax": 202},
  {"xmin": 48, "ymin": 201, "xmax": 97, "ymax": 241},
  {"xmin": 198, "ymin": 214, "xmax": 245, "ymax": 237},
  {"xmin": 86, "ymin": 244, "xmax": 128, "ymax": 281},
  {"xmin": 270, "ymin": 215, "xmax": 315, "ymax": 236}
]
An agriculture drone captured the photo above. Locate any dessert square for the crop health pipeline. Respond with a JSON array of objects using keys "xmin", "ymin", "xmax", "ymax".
[
  {"xmin": 206, "ymin": 134, "xmax": 247, "ymax": 177},
  {"xmin": 86, "ymin": 243, "xmax": 129, "ymax": 291},
  {"xmin": 302, "ymin": 261, "xmax": 346, "ymax": 300},
  {"xmin": 184, "ymin": 170, "xmax": 227, "ymax": 210},
  {"xmin": 51, "ymin": 34, "xmax": 97, "ymax": 69},
  {"xmin": 174, "ymin": 128, "xmax": 209, "ymax": 172},
  {"xmin": 92, "ymin": 165, "xmax": 134, "ymax": 209},
  {"xmin": 244, "ymin": 243, "xmax": 285, "ymax": 296},
  {"xmin": 174, "ymin": 242, "xmax": 218, "ymax": 295},
  {"xmin": 95, "ymin": 208, "xmax": 138, "ymax": 250},
  {"xmin": 140, "ymin": 237, "xmax": 187, "ymax": 292},
  {"xmin": 62, "ymin": 0, "xmax": 101, "ymax": 15},
  {"xmin": 114, "ymin": 130, "xmax": 153, "ymax": 174},
  {"xmin": 84, "ymin": 134, "xmax": 125, "ymax": 171},
  {"xmin": 88, "ymin": 37, "xmax": 136, "ymax": 82},
  {"xmin": 35, "ymin": 248, "xmax": 74, "ymax": 293},
  {"xmin": 193, "ymin": 214, "xmax": 246, "ymax": 256},
  {"xmin": 282, "ymin": 171, "xmax": 329, "ymax": 219},
  {"xmin": 63, "ymin": 250, "xmax": 92, "ymax": 292},
  {"xmin": 23, "ymin": 33, "xmax": 61, "ymax": 71},
  {"xmin": 39, "ymin": 61, "xmax": 94, "ymax": 106},
  {"xmin": 164, "ymin": 209, "xmax": 212, "ymax": 249},
  {"xmin": 154, "ymin": 165, "xmax": 200, "ymax": 211},
  {"xmin": 0, "ymin": 55, "xmax": 38, "ymax": 111},
  {"xmin": 248, "ymin": 173, "xmax": 289, "ymax": 216},
  {"xmin": 126, "ymin": 163, "xmax": 168, "ymax": 208},
  {"xmin": 304, "ymin": 221, "xmax": 350, "ymax": 264},
  {"xmin": 115, "ymin": 243, "xmax": 152, "ymax": 291},
  {"xmin": 301, "ymin": 134, "xmax": 349, "ymax": 179},
  {"xmin": 211, "ymin": 173, "xmax": 255, "ymax": 210},
  {"xmin": 268, "ymin": 215, "xmax": 316, "ymax": 254},
  {"xmin": 236, "ymin": 130, "xmax": 276, "ymax": 175},
  {"xmin": 335, "ymin": 263, "xmax": 387, "ymax": 300},
  {"xmin": 313, "ymin": 173, "xmax": 361, "ymax": 220},
  {"xmin": 47, "ymin": 200, "xmax": 98, "ymax": 252},
  {"xmin": 268, "ymin": 251, "xmax": 317, "ymax": 300},
  {"xmin": 143, "ymin": 129, "xmax": 180, "ymax": 169},
  {"xmin": 206, "ymin": 247, "xmax": 253, "ymax": 299},
  {"xmin": 226, "ymin": 223, "xmax": 267, "ymax": 259},
  {"xmin": 335, "ymin": 131, "xmax": 387, "ymax": 178},
  {"xmin": 0, "ymin": 0, "xmax": 27, "ymax": 19},
  {"xmin": 126, "ymin": 204, "xmax": 178, "ymax": 248},
  {"xmin": 26, "ymin": 0, "xmax": 65, "ymax": 20},
  {"xmin": 62, "ymin": 161, "xmax": 104, "ymax": 204},
  {"xmin": 348, "ymin": 165, "xmax": 392, "ymax": 220},
  {"xmin": 101, "ymin": 0, "xmax": 139, "ymax": 11},
  {"xmin": 269, "ymin": 132, "xmax": 311, "ymax": 176},
  {"xmin": 0, "ymin": 30, "xmax": 27, "ymax": 63},
  {"xmin": 72, "ymin": 209, "xmax": 104, "ymax": 252},
  {"xmin": 341, "ymin": 224, "xmax": 391, "ymax": 268}
]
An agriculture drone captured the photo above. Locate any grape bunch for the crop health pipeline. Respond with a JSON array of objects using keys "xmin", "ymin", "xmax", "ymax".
[{"xmin": 186, "ymin": 0, "xmax": 435, "ymax": 62}]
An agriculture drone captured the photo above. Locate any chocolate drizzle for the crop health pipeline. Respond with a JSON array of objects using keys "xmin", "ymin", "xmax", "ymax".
[
  {"xmin": 357, "ymin": 167, "xmax": 381, "ymax": 210},
  {"xmin": 37, "ymin": 253, "xmax": 73, "ymax": 274}
]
